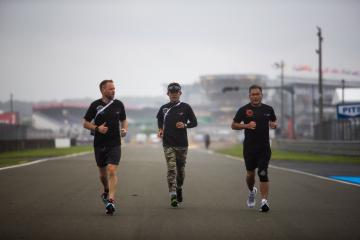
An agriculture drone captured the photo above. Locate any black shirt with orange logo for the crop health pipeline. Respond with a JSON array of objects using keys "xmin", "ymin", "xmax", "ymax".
[{"xmin": 233, "ymin": 103, "xmax": 276, "ymax": 150}]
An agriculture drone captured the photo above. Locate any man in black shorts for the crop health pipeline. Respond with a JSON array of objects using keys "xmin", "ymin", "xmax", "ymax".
[
  {"xmin": 231, "ymin": 84, "xmax": 277, "ymax": 212},
  {"xmin": 157, "ymin": 82, "xmax": 197, "ymax": 207},
  {"xmin": 83, "ymin": 79, "xmax": 128, "ymax": 215}
]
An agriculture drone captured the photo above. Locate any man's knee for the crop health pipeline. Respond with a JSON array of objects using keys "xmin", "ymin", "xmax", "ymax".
[
  {"xmin": 247, "ymin": 170, "xmax": 255, "ymax": 178},
  {"xmin": 258, "ymin": 169, "xmax": 269, "ymax": 182},
  {"xmin": 107, "ymin": 164, "xmax": 117, "ymax": 176}
]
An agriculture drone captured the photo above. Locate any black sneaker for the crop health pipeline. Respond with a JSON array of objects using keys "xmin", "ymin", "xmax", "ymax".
[
  {"xmin": 106, "ymin": 199, "xmax": 115, "ymax": 215},
  {"xmin": 101, "ymin": 192, "xmax": 109, "ymax": 205},
  {"xmin": 176, "ymin": 188, "xmax": 183, "ymax": 203},
  {"xmin": 259, "ymin": 199, "xmax": 270, "ymax": 213},
  {"xmin": 170, "ymin": 195, "xmax": 178, "ymax": 208}
]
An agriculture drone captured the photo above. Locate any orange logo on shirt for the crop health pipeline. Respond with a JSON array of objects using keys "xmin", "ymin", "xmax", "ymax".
[{"xmin": 246, "ymin": 109, "xmax": 254, "ymax": 117}]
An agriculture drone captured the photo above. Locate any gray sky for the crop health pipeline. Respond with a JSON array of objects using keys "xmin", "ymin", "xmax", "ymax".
[{"xmin": 1, "ymin": 0, "xmax": 359, "ymax": 101}]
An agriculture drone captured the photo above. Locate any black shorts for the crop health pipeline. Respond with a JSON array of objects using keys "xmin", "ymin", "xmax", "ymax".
[
  {"xmin": 94, "ymin": 146, "xmax": 121, "ymax": 168},
  {"xmin": 243, "ymin": 148, "xmax": 271, "ymax": 171}
]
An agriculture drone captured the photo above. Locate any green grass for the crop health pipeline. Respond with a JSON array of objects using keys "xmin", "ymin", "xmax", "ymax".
[
  {"xmin": 0, "ymin": 145, "xmax": 93, "ymax": 168},
  {"xmin": 217, "ymin": 144, "xmax": 360, "ymax": 164}
]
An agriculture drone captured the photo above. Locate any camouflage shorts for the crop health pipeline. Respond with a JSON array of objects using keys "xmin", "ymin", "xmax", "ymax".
[{"xmin": 163, "ymin": 146, "xmax": 188, "ymax": 193}]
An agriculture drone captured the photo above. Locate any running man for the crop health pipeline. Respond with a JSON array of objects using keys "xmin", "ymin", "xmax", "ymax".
[
  {"xmin": 83, "ymin": 79, "xmax": 128, "ymax": 215},
  {"xmin": 156, "ymin": 82, "xmax": 198, "ymax": 207},
  {"xmin": 231, "ymin": 84, "xmax": 277, "ymax": 212}
]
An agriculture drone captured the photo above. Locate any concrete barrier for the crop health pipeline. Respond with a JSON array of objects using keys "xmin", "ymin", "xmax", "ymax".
[
  {"xmin": 272, "ymin": 139, "xmax": 360, "ymax": 157},
  {"xmin": 0, "ymin": 138, "xmax": 77, "ymax": 153}
]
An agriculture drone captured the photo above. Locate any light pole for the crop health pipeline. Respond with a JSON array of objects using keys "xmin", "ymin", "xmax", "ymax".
[
  {"xmin": 10, "ymin": 93, "xmax": 14, "ymax": 112},
  {"xmin": 316, "ymin": 26, "xmax": 324, "ymax": 137},
  {"xmin": 341, "ymin": 79, "xmax": 345, "ymax": 104},
  {"xmin": 274, "ymin": 61, "xmax": 285, "ymax": 137}
]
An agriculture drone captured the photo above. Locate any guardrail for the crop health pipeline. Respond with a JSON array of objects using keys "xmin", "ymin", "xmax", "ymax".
[
  {"xmin": 272, "ymin": 139, "xmax": 360, "ymax": 157},
  {"xmin": 0, "ymin": 138, "xmax": 77, "ymax": 153}
]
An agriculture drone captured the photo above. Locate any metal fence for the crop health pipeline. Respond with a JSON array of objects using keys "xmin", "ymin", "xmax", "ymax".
[
  {"xmin": 314, "ymin": 118, "xmax": 360, "ymax": 140},
  {"xmin": 0, "ymin": 124, "xmax": 54, "ymax": 140},
  {"xmin": 0, "ymin": 139, "xmax": 55, "ymax": 153},
  {"xmin": 272, "ymin": 139, "xmax": 360, "ymax": 157}
]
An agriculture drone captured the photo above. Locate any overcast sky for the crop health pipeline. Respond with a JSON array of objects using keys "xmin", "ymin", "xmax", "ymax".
[{"xmin": 0, "ymin": 0, "xmax": 359, "ymax": 102}]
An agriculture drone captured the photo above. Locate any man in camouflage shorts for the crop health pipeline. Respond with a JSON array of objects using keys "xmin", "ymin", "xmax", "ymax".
[{"xmin": 156, "ymin": 82, "xmax": 198, "ymax": 207}]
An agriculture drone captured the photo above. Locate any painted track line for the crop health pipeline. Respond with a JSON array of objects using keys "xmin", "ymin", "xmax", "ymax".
[
  {"xmin": 210, "ymin": 151, "xmax": 360, "ymax": 188},
  {"xmin": 0, "ymin": 151, "xmax": 92, "ymax": 172}
]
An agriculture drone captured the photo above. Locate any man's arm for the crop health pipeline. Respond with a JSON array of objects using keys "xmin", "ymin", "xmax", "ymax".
[
  {"xmin": 120, "ymin": 119, "xmax": 128, "ymax": 137},
  {"xmin": 158, "ymin": 128, "xmax": 164, "ymax": 138},
  {"xmin": 83, "ymin": 119, "xmax": 108, "ymax": 134},
  {"xmin": 269, "ymin": 106, "xmax": 277, "ymax": 129},
  {"xmin": 186, "ymin": 105, "xmax": 197, "ymax": 128},
  {"xmin": 231, "ymin": 121, "xmax": 256, "ymax": 130},
  {"xmin": 176, "ymin": 105, "xmax": 197, "ymax": 129},
  {"xmin": 83, "ymin": 119, "xmax": 97, "ymax": 132},
  {"xmin": 156, "ymin": 107, "xmax": 164, "ymax": 136}
]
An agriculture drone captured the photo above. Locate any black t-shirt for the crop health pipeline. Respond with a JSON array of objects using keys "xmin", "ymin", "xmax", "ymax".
[
  {"xmin": 233, "ymin": 103, "xmax": 276, "ymax": 150},
  {"xmin": 156, "ymin": 102, "xmax": 197, "ymax": 147},
  {"xmin": 84, "ymin": 99, "xmax": 126, "ymax": 147}
]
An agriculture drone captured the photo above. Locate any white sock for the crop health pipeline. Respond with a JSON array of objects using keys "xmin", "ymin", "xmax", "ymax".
[{"xmin": 169, "ymin": 191, "xmax": 176, "ymax": 197}]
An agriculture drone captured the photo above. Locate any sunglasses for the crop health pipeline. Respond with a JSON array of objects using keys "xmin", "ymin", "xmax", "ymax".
[{"xmin": 168, "ymin": 85, "xmax": 181, "ymax": 92}]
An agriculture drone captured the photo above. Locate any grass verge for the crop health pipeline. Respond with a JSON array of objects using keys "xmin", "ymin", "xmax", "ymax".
[
  {"xmin": 0, "ymin": 145, "xmax": 93, "ymax": 168},
  {"xmin": 217, "ymin": 144, "xmax": 360, "ymax": 164}
]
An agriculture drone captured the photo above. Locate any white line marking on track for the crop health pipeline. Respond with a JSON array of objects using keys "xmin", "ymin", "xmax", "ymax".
[
  {"xmin": 0, "ymin": 151, "xmax": 92, "ymax": 172},
  {"xmin": 206, "ymin": 151, "xmax": 360, "ymax": 188}
]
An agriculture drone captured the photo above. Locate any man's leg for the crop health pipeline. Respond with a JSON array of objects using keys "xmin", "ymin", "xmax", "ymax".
[
  {"xmin": 258, "ymin": 169, "xmax": 270, "ymax": 212},
  {"xmin": 259, "ymin": 181, "xmax": 269, "ymax": 199},
  {"xmin": 98, "ymin": 167, "xmax": 109, "ymax": 192},
  {"xmin": 258, "ymin": 149, "xmax": 271, "ymax": 212},
  {"xmin": 246, "ymin": 170, "xmax": 256, "ymax": 191},
  {"xmin": 175, "ymin": 147, "xmax": 187, "ymax": 202},
  {"xmin": 107, "ymin": 164, "xmax": 118, "ymax": 200},
  {"xmin": 95, "ymin": 146, "xmax": 110, "ymax": 204},
  {"xmin": 164, "ymin": 146, "xmax": 178, "ymax": 207},
  {"xmin": 246, "ymin": 170, "xmax": 258, "ymax": 208},
  {"xmin": 175, "ymin": 147, "xmax": 187, "ymax": 189},
  {"xmin": 104, "ymin": 146, "xmax": 121, "ymax": 215}
]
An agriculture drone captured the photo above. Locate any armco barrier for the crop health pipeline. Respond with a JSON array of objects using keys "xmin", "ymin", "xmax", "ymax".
[
  {"xmin": 0, "ymin": 139, "xmax": 76, "ymax": 153},
  {"xmin": 272, "ymin": 139, "xmax": 360, "ymax": 157}
]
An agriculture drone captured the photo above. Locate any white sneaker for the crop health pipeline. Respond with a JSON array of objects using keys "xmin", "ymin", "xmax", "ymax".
[
  {"xmin": 246, "ymin": 187, "xmax": 257, "ymax": 208},
  {"xmin": 259, "ymin": 199, "xmax": 270, "ymax": 212}
]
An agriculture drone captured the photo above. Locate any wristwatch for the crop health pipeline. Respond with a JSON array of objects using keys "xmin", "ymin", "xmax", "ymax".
[{"xmin": 184, "ymin": 124, "xmax": 187, "ymax": 128}]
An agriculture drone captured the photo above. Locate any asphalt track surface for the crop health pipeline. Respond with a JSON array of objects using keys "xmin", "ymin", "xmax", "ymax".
[{"xmin": 0, "ymin": 144, "xmax": 359, "ymax": 240}]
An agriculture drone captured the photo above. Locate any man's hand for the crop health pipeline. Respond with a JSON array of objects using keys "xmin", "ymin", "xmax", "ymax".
[
  {"xmin": 158, "ymin": 129, "xmax": 164, "ymax": 138},
  {"xmin": 120, "ymin": 128, "xmax": 127, "ymax": 137},
  {"xmin": 247, "ymin": 121, "xmax": 256, "ymax": 130},
  {"xmin": 98, "ymin": 122, "xmax": 108, "ymax": 134},
  {"xmin": 176, "ymin": 122, "xmax": 186, "ymax": 129},
  {"xmin": 269, "ymin": 121, "xmax": 277, "ymax": 129}
]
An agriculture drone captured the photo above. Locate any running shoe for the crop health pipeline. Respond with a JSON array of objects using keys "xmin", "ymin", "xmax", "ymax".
[
  {"xmin": 176, "ymin": 188, "xmax": 183, "ymax": 203},
  {"xmin": 247, "ymin": 187, "xmax": 257, "ymax": 208},
  {"xmin": 170, "ymin": 195, "xmax": 178, "ymax": 208},
  {"xmin": 259, "ymin": 199, "xmax": 270, "ymax": 212},
  {"xmin": 105, "ymin": 199, "xmax": 115, "ymax": 215},
  {"xmin": 101, "ymin": 192, "xmax": 109, "ymax": 205}
]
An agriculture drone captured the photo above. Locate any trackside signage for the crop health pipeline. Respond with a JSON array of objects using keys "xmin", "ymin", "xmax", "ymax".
[{"xmin": 337, "ymin": 103, "xmax": 360, "ymax": 119}]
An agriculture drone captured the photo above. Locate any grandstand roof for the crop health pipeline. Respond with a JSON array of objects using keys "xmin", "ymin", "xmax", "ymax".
[{"xmin": 32, "ymin": 103, "xmax": 89, "ymax": 111}]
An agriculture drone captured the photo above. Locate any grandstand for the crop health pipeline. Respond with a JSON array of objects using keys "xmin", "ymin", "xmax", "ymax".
[
  {"xmin": 32, "ymin": 103, "xmax": 89, "ymax": 141},
  {"xmin": 199, "ymin": 74, "xmax": 360, "ymax": 139}
]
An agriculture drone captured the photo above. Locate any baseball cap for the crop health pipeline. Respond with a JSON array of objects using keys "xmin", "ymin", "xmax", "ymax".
[{"xmin": 167, "ymin": 82, "xmax": 181, "ymax": 92}]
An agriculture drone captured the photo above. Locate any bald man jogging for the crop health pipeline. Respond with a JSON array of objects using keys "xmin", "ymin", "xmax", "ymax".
[{"xmin": 231, "ymin": 84, "xmax": 277, "ymax": 212}]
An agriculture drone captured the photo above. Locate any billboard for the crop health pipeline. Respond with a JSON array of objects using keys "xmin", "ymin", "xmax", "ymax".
[
  {"xmin": 337, "ymin": 103, "xmax": 360, "ymax": 119},
  {"xmin": 0, "ymin": 112, "xmax": 19, "ymax": 125}
]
